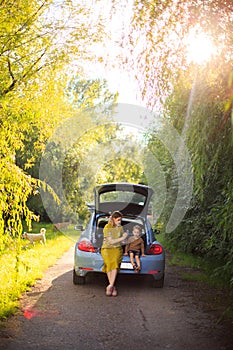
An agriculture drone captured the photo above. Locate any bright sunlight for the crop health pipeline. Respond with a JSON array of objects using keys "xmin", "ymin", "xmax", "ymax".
[{"xmin": 185, "ymin": 28, "xmax": 216, "ymax": 64}]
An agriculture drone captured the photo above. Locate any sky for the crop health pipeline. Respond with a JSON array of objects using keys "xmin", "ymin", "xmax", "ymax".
[
  {"xmin": 76, "ymin": 0, "xmax": 140, "ymax": 105},
  {"xmin": 81, "ymin": 63, "xmax": 140, "ymax": 105}
]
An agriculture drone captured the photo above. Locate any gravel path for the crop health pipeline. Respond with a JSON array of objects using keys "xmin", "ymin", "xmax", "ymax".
[{"xmin": 0, "ymin": 246, "xmax": 232, "ymax": 350}]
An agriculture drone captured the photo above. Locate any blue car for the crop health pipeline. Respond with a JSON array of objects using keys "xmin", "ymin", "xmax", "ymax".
[{"xmin": 73, "ymin": 182, "xmax": 165, "ymax": 288}]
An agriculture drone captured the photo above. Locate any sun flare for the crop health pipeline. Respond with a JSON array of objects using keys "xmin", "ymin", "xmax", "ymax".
[{"xmin": 185, "ymin": 29, "xmax": 216, "ymax": 64}]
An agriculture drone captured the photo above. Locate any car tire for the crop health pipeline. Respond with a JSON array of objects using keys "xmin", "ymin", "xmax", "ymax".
[
  {"xmin": 152, "ymin": 274, "xmax": 164, "ymax": 288},
  {"xmin": 73, "ymin": 269, "xmax": 85, "ymax": 285}
]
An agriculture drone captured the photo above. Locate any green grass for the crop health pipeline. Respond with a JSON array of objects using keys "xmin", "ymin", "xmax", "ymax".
[
  {"xmin": 158, "ymin": 232, "xmax": 232, "ymax": 289},
  {"xmin": 0, "ymin": 223, "xmax": 80, "ymax": 320},
  {"xmin": 167, "ymin": 250, "xmax": 230, "ymax": 288}
]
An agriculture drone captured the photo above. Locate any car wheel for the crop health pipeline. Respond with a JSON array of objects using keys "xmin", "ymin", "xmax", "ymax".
[
  {"xmin": 73, "ymin": 269, "xmax": 85, "ymax": 285},
  {"xmin": 152, "ymin": 274, "xmax": 164, "ymax": 288}
]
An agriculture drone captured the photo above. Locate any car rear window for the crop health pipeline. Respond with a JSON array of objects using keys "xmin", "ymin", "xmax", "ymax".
[{"xmin": 99, "ymin": 191, "xmax": 146, "ymax": 206}]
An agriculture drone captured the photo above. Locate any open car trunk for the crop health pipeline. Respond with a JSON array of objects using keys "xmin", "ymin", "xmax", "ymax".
[{"xmin": 94, "ymin": 183, "xmax": 154, "ymax": 217}]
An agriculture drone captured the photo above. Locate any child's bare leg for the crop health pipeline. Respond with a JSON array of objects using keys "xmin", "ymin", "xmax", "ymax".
[
  {"xmin": 135, "ymin": 255, "xmax": 141, "ymax": 269},
  {"xmin": 129, "ymin": 252, "xmax": 135, "ymax": 267}
]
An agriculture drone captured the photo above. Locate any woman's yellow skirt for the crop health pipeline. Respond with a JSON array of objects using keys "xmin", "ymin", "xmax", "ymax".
[{"xmin": 101, "ymin": 247, "xmax": 123, "ymax": 273}]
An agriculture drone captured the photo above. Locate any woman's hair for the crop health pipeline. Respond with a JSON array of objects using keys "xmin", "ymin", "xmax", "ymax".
[
  {"xmin": 109, "ymin": 211, "xmax": 123, "ymax": 224},
  {"xmin": 110, "ymin": 211, "xmax": 123, "ymax": 219}
]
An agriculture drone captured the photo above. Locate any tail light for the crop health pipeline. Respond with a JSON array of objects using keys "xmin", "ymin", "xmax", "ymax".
[
  {"xmin": 78, "ymin": 240, "xmax": 96, "ymax": 253},
  {"xmin": 147, "ymin": 243, "xmax": 163, "ymax": 255}
]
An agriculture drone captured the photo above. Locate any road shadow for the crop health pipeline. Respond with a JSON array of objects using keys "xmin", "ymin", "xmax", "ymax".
[{"xmin": 1, "ymin": 267, "xmax": 233, "ymax": 350}]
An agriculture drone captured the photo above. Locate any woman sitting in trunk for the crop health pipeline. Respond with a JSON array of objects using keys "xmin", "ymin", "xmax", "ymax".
[{"xmin": 101, "ymin": 211, "xmax": 128, "ymax": 297}]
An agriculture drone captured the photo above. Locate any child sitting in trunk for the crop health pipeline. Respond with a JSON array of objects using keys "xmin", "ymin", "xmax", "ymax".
[{"xmin": 124, "ymin": 225, "xmax": 145, "ymax": 272}]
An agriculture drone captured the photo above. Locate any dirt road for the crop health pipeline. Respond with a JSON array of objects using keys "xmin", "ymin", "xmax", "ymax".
[{"xmin": 0, "ymin": 246, "xmax": 232, "ymax": 350}]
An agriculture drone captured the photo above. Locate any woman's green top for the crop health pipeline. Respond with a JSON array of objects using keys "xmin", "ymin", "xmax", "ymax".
[{"xmin": 102, "ymin": 222, "xmax": 123, "ymax": 248}]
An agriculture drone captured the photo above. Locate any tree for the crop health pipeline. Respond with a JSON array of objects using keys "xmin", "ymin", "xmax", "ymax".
[
  {"xmin": 67, "ymin": 77, "xmax": 118, "ymax": 110},
  {"xmin": 164, "ymin": 63, "xmax": 233, "ymax": 258},
  {"xmin": 60, "ymin": 120, "xmax": 145, "ymax": 223},
  {"xmin": 0, "ymin": 0, "xmax": 109, "ymax": 244},
  {"xmin": 97, "ymin": 1, "xmax": 233, "ymax": 108}
]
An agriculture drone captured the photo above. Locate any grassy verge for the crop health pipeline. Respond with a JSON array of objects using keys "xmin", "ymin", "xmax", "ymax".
[
  {"xmin": 158, "ymin": 233, "xmax": 228, "ymax": 286},
  {"xmin": 0, "ymin": 222, "xmax": 80, "ymax": 320},
  {"xmin": 158, "ymin": 232, "xmax": 233, "ymax": 320}
]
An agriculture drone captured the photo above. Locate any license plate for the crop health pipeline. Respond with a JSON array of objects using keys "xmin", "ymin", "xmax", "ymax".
[{"xmin": 120, "ymin": 262, "xmax": 133, "ymax": 269}]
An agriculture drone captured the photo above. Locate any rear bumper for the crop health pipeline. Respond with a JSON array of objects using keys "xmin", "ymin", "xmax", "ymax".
[
  {"xmin": 74, "ymin": 249, "xmax": 165, "ymax": 280},
  {"xmin": 119, "ymin": 254, "xmax": 165, "ymax": 280}
]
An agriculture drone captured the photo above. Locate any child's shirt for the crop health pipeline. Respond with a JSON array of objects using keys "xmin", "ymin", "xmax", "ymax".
[{"xmin": 125, "ymin": 236, "xmax": 145, "ymax": 255}]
